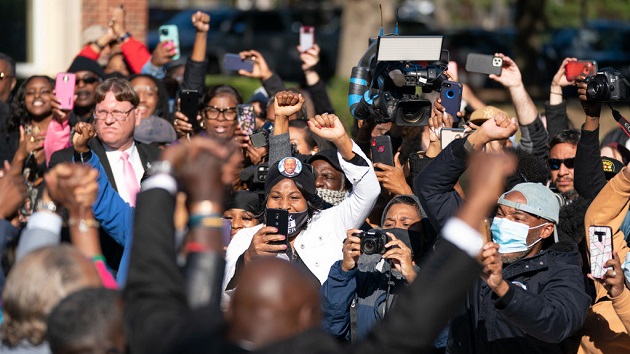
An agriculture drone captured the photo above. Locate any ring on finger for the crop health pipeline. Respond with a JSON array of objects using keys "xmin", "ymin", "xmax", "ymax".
[{"xmin": 30, "ymin": 136, "xmax": 35, "ymax": 143}]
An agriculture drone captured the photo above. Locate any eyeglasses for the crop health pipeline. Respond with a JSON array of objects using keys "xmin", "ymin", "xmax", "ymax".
[
  {"xmin": 94, "ymin": 107, "xmax": 135, "ymax": 121},
  {"xmin": 0, "ymin": 72, "xmax": 13, "ymax": 80},
  {"xmin": 76, "ymin": 76, "xmax": 101, "ymax": 85},
  {"xmin": 133, "ymin": 85, "xmax": 158, "ymax": 97},
  {"xmin": 548, "ymin": 157, "xmax": 575, "ymax": 170},
  {"xmin": 203, "ymin": 106, "xmax": 237, "ymax": 120}
]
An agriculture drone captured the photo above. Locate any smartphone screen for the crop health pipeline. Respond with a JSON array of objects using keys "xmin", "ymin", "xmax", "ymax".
[
  {"xmin": 55, "ymin": 73, "xmax": 76, "ymax": 110},
  {"xmin": 565, "ymin": 61, "xmax": 597, "ymax": 81},
  {"xmin": 589, "ymin": 225, "xmax": 613, "ymax": 279},
  {"xmin": 440, "ymin": 128, "xmax": 466, "ymax": 150},
  {"xmin": 224, "ymin": 53, "xmax": 254, "ymax": 72},
  {"xmin": 300, "ymin": 26, "xmax": 315, "ymax": 51},
  {"xmin": 159, "ymin": 25, "xmax": 180, "ymax": 61},
  {"xmin": 180, "ymin": 90, "xmax": 201, "ymax": 132},
  {"xmin": 266, "ymin": 208, "xmax": 289, "ymax": 247},
  {"xmin": 237, "ymin": 104, "xmax": 256, "ymax": 136},
  {"xmin": 371, "ymin": 135, "xmax": 394, "ymax": 166},
  {"xmin": 440, "ymin": 80, "xmax": 463, "ymax": 122}
]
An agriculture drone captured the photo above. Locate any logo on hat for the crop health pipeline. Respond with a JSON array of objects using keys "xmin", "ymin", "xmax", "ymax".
[
  {"xmin": 603, "ymin": 159, "xmax": 615, "ymax": 173},
  {"xmin": 278, "ymin": 157, "xmax": 302, "ymax": 177}
]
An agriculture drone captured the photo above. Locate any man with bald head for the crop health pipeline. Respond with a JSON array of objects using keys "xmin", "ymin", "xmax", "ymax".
[{"xmin": 125, "ymin": 139, "xmax": 512, "ymax": 354}]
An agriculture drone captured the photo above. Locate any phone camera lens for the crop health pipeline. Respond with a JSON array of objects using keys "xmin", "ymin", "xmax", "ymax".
[
  {"xmin": 446, "ymin": 90, "xmax": 455, "ymax": 99},
  {"xmin": 161, "ymin": 29, "xmax": 169, "ymax": 35}
]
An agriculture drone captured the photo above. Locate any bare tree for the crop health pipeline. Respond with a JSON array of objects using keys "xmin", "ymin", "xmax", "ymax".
[{"xmin": 336, "ymin": 0, "xmax": 395, "ymax": 78}]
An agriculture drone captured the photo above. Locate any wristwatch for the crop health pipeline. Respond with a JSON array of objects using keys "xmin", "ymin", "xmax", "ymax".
[
  {"xmin": 119, "ymin": 32, "xmax": 132, "ymax": 42},
  {"xmin": 36, "ymin": 200, "xmax": 57, "ymax": 213},
  {"xmin": 146, "ymin": 160, "xmax": 173, "ymax": 176}
]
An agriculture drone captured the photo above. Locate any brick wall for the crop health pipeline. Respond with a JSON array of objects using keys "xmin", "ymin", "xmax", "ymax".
[{"xmin": 82, "ymin": 0, "xmax": 148, "ymax": 44}]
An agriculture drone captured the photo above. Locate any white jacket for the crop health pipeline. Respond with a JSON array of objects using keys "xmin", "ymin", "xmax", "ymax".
[{"xmin": 224, "ymin": 142, "xmax": 380, "ymax": 288}]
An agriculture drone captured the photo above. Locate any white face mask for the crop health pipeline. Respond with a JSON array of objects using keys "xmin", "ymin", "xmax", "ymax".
[
  {"xmin": 490, "ymin": 217, "xmax": 549, "ymax": 254},
  {"xmin": 316, "ymin": 188, "xmax": 348, "ymax": 206}
]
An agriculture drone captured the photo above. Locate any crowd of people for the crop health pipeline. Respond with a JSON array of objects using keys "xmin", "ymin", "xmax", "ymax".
[{"xmin": 1, "ymin": 6, "xmax": 630, "ymax": 354}]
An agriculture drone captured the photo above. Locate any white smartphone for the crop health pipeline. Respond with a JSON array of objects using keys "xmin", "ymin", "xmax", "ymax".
[{"xmin": 300, "ymin": 26, "xmax": 315, "ymax": 52}]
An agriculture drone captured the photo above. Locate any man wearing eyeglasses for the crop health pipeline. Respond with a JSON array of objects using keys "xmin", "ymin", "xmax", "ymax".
[
  {"xmin": 548, "ymin": 130, "xmax": 580, "ymax": 201},
  {"xmin": 50, "ymin": 78, "xmax": 160, "ymax": 271}
]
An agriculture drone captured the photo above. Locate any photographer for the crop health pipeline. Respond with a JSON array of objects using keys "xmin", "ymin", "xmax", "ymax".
[
  {"xmin": 321, "ymin": 194, "xmax": 425, "ymax": 341},
  {"xmin": 223, "ymin": 93, "xmax": 380, "ymax": 289}
]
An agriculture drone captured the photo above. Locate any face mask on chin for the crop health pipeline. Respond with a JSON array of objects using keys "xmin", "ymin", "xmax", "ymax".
[
  {"xmin": 490, "ymin": 217, "xmax": 548, "ymax": 254},
  {"xmin": 316, "ymin": 187, "xmax": 348, "ymax": 206}
]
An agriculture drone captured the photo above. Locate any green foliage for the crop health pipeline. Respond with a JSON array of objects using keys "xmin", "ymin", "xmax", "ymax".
[
  {"xmin": 546, "ymin": 0, "xmax": 630, "ymax": 27},
  {"xmin": 205, "ymin": 74, "xmax": 355, "ymax": 130}
]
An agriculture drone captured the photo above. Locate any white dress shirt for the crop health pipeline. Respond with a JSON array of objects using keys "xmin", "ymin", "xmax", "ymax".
[{"xmin": 104, "ymin": 142, "xmax": 144, "ymax": 205}]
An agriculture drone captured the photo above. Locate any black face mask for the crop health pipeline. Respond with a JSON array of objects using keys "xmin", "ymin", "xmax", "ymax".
[
  {"xmin": 382, "ymin": 227, "xmax": 426, "ymax": 261},
  {"xmin": 288, "ymin": 210, "xmax": 309, "ymax": 238}
]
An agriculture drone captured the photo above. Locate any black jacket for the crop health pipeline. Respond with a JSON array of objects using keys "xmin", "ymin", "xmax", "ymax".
[
  {"xmin": 574, "ymin": 125, "xmax": 607, "ymax": 199},
  {"xmin": 447, "ymin": 244, "xmax": 590, "ymax": 354}
]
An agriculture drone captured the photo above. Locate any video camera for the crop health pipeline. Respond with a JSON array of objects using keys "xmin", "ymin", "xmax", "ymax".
[
  {"xmin": 585, "ymin": 67, "xmax": 629, "ymax": 102},
  {"xmin": 348, "ymin": 35, "xmax": 448, "ymax": 126}
]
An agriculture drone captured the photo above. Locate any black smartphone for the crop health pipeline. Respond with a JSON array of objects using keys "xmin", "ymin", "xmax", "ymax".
[
  {"xmin": 465, "ymin": 53, "xmax": 503, "ymax": 76},
  {"xmin": 371, "ymin": 135, "xmax": 394, "ymax": 167},
  {"xmin": 440, "ymin": 80, "xmax": 463, "ymax": 122},
  {"xmin": 266, "ymin": 208, "xmax": 289, "ymax": 247},
  {"xmin": 180, "ymin": 90, "xmax": 201, "ymax": 132},
  {"xmin": 223, "ymin": 53, "xmax": 254, "ymax": 72}
]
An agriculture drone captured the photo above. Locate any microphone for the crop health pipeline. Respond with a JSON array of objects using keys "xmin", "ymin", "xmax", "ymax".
[{"xmin": 389, "ymin": 69, "xmax": 405, "ymax": 87}]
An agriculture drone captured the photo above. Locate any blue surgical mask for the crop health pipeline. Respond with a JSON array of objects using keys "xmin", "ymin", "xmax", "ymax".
[{"xmin": 490, "ymin": 217, "xmax": 547, "ymax": 254}]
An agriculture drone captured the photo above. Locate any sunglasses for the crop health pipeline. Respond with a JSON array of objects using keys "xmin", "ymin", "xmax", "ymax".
[
  {"xmin": 76, "ymin": 76, "xmax": 101, "ymax": 85},
  {"xmin": 548, "ymin": 157, "xmax": 575, "ymax": 170}
]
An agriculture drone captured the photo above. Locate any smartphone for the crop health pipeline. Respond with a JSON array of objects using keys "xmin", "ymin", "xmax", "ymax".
[
  {"xmin": 589, "ymin": 226, "xmax": 613, "ymax": 279},
  {"xmin": 440, "ymin": 80, "xmax": 463, "ymax": 122},
  {"xmin": 237, "ymin": 104, "xmax": 256, "ymax": 136},
  {"xmin": 159, "ymin": 25, "xmax": 180, "ymax": 61},
  {"xmin": 55, "ymin": 73, "xmax": 76, "ymax": 110},
  {"xmin": 371, "ymin": 135, "xmax": 394, "ymax": 167},
  {"xmin": 222, "ymin": 219, "xmax": 232, "ymax": 247},
  {"xmin": 223, "ymin": 53, "xmax": 254, "ymax": 72},
  {"xmin": 440, "ymin": 128, "xmax": 466, "ymax": 150},
  {"xmin": 565, "ymin": 60, "xmax": 597, "ymax": 81},
  {"xmin": 465, "ymin": 53, "xmax": 503, "ymax": 76},
  {"xmin": 266, "ymin": 208, "xmax": 289, "ymax": 247},
  {"xmin": 300, "ymin": 26, "xmax": 315, "ymax": 52},
  {"xmin": 180, "ymin": 90, "xmax": 201, "ymax": 133}
]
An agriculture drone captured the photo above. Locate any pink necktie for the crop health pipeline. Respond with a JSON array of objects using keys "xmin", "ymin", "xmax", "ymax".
[{"xmin": 121, "ymin": 152, "xmax": 139, "ymax": 207}]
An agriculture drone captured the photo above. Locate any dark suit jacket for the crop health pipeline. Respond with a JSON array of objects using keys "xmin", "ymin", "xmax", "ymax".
[
  {"xmin": 49, "ymin": 138, "xmax": 160, "ymax": 270},
  {"xmin": 125, "ymin": 186, "xmax": 482, "ymax": 354}
]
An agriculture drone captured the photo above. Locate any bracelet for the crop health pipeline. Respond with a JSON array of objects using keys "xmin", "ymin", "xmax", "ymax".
[
  {"xmin": 189, "ymin": 200, "xmax": 221, "ymax": 215},
  {"xmin": 92, "ymin": 254, "xmax": 106, "ymax": 263},
  {"xmin": 119, "ymin": 32, "xmax": 132, "ymax": 42},
  {"xmin": 188, "ymin": 213, "xmax": 224, "ymax": 229},
  {"xmin": 146, "ymin": 160, "xmax": 173, "ymax": 176},
  {"xmin": 67, "ymin": 218, "xmax": 100, "ymax": 233},
  {"xmin": 550, "ymin": 92, "xmax": 563, "ymax": 96},
  {"xmin": 36, "ymin": 200, "xmax": 57, "ymax": 213}
]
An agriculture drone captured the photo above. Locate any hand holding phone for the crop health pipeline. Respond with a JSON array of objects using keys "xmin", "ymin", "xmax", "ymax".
[
  {"xmin": 466, "ymin": 53, "xmax": 503, "ymax": 76},
  {"xmin": 440, "ymin": 128, "xmax": 466, "ymax": 150}
]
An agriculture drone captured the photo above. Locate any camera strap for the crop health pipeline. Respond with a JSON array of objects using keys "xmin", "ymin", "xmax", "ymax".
[
  {"xmin": 350, "ymin": 294, "xmax": 358, "ymax": 342},
  {"xmin": 608, "ymin": 103, "xmax": 630, "ymax": 138}
]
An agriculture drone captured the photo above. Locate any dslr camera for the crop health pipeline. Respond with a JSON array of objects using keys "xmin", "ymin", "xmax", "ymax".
[
  {"xmin": 585, "ymin": 67, "xmax": 629, "ymax": 102},
  {"xmin": 356, "ymin": 229, "xmax": 390, "ymax": 255}
]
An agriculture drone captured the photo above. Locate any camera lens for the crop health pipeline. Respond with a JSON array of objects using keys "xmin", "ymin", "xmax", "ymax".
[
  {"xmin": 361, "ymin": 238, "xmax": 378, "ymax": 255},
  {"xmin": 586, "ymin": 77, "xmax": 608, "ymax": 101},
  {"xmin": 161, "ymin": 29, "xmax": 169, "ymax": 35},
  {"xmin": 446, "ymin": 89, "xmax": 455, "ymax": 99}
]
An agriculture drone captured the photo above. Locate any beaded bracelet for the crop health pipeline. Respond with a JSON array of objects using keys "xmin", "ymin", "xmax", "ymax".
[
  {"xmin": 188, "ymin": 213, "xmax": 224, "ymax": 230},
  {"xmin": 68, "ymin": 218, "xmax": 100, "ymax": 233}
]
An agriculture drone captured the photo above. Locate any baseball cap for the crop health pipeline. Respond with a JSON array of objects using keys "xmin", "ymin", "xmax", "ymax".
[
  {"xmin": 602, "ymin": 157, "xmax": 624, "ymax": 180},
  {"xmin": 469, "ymin": 106, "xmax": 509, "ymax": 126},
  {"xmin": 497, "ymin": 182, "xmax": 560, "ymax": 224}
]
